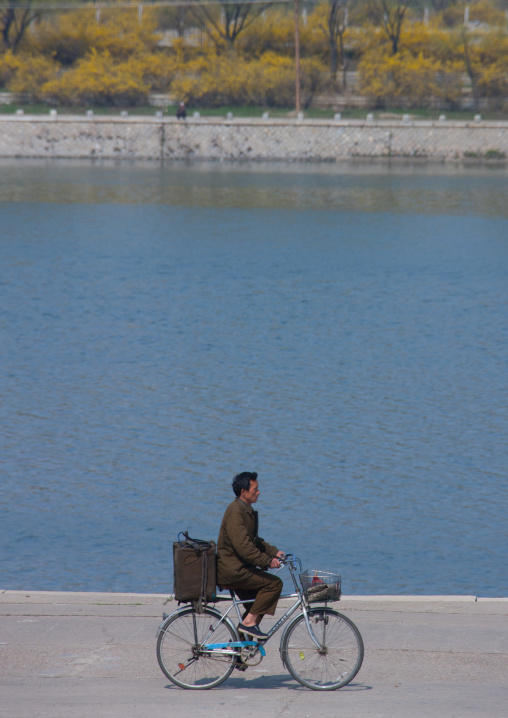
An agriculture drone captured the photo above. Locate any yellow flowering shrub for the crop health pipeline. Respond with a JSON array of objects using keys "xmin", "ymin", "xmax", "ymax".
[
  {"xmin": 237, "ymin": 11, "xmax": 295, "ymax": 57},
  {"xmin": 169, "ymin": 50, "xmax": 252, "ymax": 106},
  {"xmin": 0, "ymin": 50, "xmax": 20, "ymax": 88},
  {"xmin": 437, "ymin": 27, "xmax": 508, "ymax": 107},
  {"xmin": 41, "ymin": 50, "xmax": 148, "ymax": 106},
  {"xmin": 438, "ymin": 0, "xmax": 507, "ymax": 29},
  {"xmin": 258, "ymin": 53, "xmax": 325, "ymax": 107},
  {"xmin": 467, "ymin": 0, "xmax": 507, "ymax": 26},
  {"xmin": 252, "ymin": 53, "xmax": 295, "ymax": 106},
  {"xmin": 468, "ymin": 32, "xmax": 508, "ymax": 102},
  {"xmin": 359, "ymin": 48, "xmax": 462, "ymax": 108},
  {"xmin": 7, "ymin": 54, "xmax": 60, "ymax": 101},
  {"xmin": 478, "ymin": 61, "xmax": 508, "ymax": 101},
  {"xmin": 134, "ymin": 52, "xmax": 181, "ymax": 93},
  {"xmin": 2, "ymin": 1, "xmax": 506, "ymax": 110},
  {"xmin": 169, "ymin": 50, "xmax": 324, "ymax": 108},
  {"xmin": 357, "ymin": 21, "xmax": 468, "ymax": 108},
  {"xmin": 29, "ymin": 8, "xmax": 159, "ymax": 65}
]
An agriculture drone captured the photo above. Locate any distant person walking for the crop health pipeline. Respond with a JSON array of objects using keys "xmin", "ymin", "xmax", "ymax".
[{"xmin": 176, "ymin": 102, "xmax": 186, "ymax": 120}]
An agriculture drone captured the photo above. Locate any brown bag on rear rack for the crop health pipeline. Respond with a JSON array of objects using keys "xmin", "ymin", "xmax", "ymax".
[{"xmin": 173, "ymin": 531, "xmax": 217, "ymax": 613}]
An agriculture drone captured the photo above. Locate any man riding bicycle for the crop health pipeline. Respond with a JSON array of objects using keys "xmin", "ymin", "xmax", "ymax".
[{"xmin": 216, "ymin": 471, "xmax": 284, "ymax": 641}]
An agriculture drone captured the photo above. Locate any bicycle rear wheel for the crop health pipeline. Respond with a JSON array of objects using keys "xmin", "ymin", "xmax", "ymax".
[
  {"xmin": 156, "ymin": 606, "xmax": 238, "ymax": 689},
  {"xmin": 281, "ymin": 608, "xmax": 364, "ymax": 690}
]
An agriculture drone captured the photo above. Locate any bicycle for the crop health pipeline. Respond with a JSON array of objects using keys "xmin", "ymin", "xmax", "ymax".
[{"xmin": 156, "ymin": 554, "xmax": 364, "ymax": 691}]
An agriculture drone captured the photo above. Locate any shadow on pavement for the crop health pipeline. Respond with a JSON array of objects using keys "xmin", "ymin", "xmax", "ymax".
[{"xmin": 164, "ymin": 674, "xmax": 372, "ymax": 691}]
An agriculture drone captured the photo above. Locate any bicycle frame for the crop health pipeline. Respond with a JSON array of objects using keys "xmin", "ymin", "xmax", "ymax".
[
  {"xmin": 158, "ymin": 555, "xmax": 322, "ymax": 654},
  {"xmin": 229, "ymin": 557, "xmax": 322, "ymax": 649}
]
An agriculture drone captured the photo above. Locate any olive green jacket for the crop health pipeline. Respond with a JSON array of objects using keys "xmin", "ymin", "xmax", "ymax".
[{"xmin": 216, "ymin": 498, "xmax": 279, "ymax": 586}]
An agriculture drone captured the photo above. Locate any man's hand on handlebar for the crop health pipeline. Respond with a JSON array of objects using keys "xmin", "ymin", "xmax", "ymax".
[{"xmin": 269, "ymin": 550, "xmax": 286, "ymax": 569}]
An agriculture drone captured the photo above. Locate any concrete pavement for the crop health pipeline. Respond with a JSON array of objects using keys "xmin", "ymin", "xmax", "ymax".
[{"xmin": 1, "ymin": 590, "xmax": 507, "ymax": 718}]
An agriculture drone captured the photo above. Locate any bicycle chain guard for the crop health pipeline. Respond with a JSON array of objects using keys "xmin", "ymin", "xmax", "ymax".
[
  {"xmin": 204, "ymin": 640, "xmax": 266, "ymax": 661},
  {"xmin": 240, "ymin": 644, "xmax": 264, "ymax": 666}
]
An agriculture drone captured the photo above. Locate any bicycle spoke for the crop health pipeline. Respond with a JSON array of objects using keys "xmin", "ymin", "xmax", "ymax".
[
  {"xmin": 156, "ymin": 608, "xmax": 238, "ymax": 689},
  {"xmin": 282, "ymin": 609, "xmax": 364, "ymax": 690}
]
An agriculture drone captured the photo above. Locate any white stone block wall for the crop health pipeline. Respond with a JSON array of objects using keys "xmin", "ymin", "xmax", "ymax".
[
  {"xmin": 0, "ymin": 116, "xmax": 162, "ymax": 159},
  {"xmin": 0, "ymin": 116, "xmax": 507, "ymax": 161}
]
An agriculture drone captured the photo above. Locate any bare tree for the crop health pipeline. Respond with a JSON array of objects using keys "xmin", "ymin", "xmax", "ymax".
[
  {"xmin": 190, "ymin": 0, "xmax": 273, "ymax": 49},
  {"xmin": 429, "ymin": 0, "xmax": 458, "ymax": 12},
  {"xmin": 460, "ymin": 28, "xmax": 480, "ymax": 112},
  {"xmin": 318, "ymin": 0, "xmax": 349, "ymax": 86},
  {"xmin": 1, "ymin": 0, "xmax": 41, "ymax": 52},
  {"xmin": 155, "ymin": 4, "xmax": 196, "ymax": 40},
  {"xmin": 368, "ymin": 0, "xmax": 408, "ymax": 55}
]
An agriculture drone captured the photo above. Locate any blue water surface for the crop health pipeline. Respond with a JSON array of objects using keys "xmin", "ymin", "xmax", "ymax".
[{"xmin": 0, "ymin": 160, "xmax": 507, "ymax": 596}]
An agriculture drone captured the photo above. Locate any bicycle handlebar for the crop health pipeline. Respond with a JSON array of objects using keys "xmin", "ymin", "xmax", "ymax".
[{"xmin": 273, "ymin": 553, "xmax": 301, "ymax": 573}]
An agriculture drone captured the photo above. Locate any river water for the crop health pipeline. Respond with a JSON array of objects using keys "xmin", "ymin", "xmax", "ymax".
[{"xmin": 1, "ymin": 159, "xmax": 507, "ymax": 597}]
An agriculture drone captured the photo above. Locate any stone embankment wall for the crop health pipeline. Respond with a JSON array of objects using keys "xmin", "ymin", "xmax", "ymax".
[{"xmin": 1, "ymin": 115, "xmax": 507, "ymax": 161}]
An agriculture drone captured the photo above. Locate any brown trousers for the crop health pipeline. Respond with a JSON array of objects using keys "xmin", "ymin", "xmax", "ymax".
[{"xmin": 222, "ymin": 568, "xmax": 283, "ymax": 621}]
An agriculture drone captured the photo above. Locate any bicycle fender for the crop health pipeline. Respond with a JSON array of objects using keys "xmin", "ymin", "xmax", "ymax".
[
  {"xmin": 155, "ymin": 604, "xmax": 231, "ymax": 639},
  {"xmin": 279, "ymin": 607, "xmax": 340, "ymax": 666},
  {"xmin": 155, "ymin": 607, "xmax": 188, "ymax": 638}
]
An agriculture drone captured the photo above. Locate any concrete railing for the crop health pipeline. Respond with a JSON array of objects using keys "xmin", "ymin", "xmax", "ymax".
[{"xmin": 1, "ymin": 114, "xmax": 507, "ymax": 161}]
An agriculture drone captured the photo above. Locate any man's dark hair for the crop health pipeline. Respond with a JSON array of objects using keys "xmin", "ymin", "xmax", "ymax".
[{"xmin": 232, "ymin": 471, "xmax": 258, "ymax": 497}]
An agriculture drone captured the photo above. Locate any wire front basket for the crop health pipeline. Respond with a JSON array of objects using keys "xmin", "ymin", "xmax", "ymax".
[{"xmin": 299, "ymin": 570, "xmax": 341, "ymax": 603}]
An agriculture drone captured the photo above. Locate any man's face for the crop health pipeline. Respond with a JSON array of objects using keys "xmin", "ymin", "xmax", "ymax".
[{"xmin": 241, "ymin": 479, "xmax": 260, "ymax": 506}]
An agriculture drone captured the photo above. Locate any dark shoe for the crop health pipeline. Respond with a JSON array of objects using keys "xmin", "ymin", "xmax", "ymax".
[
  {"xmin": 238, "ymin": 623, "xmax": 268, "ymax": 641},
  {"xmin": 234, "ymin": 659, "xmax": 248, "ymax": 672}
]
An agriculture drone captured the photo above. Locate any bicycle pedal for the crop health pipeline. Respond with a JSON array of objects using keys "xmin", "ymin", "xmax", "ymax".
[{"xmin": 234, "ymin": 662, "xmax": 248, "ymax": 672}]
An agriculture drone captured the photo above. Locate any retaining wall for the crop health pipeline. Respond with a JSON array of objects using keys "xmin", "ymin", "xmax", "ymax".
[{"xmin": 1, "ymin": 115, "xmax": 507, "ymax": 161}]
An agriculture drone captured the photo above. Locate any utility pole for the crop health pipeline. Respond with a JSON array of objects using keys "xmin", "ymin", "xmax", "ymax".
[{"xmin": 294, "ymin": 0, "xmax": 301, "ymax": 113}]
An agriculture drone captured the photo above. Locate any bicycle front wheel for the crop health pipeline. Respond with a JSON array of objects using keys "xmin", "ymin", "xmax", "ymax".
[
  {"xmin": 281, "ymin": 608, "xmax": 364, "ymax": 690},
  {"xmin": 156, "ymin": 606, "xmax": 238, "ymax": 689}
]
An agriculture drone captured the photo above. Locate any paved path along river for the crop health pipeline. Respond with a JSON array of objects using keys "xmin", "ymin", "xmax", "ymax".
[{"xmin": 1, "ymin": 590, "xmax": 506, "ymax": 718}]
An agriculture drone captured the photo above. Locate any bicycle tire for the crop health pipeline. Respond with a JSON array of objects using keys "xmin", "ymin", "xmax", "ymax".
[
  {"xmin": 156, "ymin": 606, "xmax": 239, "ymax": 689},
  {"xmin": 281, "ymin": 608, "xmax": 364, "ymax": 691}
]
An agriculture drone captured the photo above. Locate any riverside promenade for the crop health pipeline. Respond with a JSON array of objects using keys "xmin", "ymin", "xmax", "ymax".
[{"xmin": 1, "ymin": 590, "xmax": 506, "ymax": 718}]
